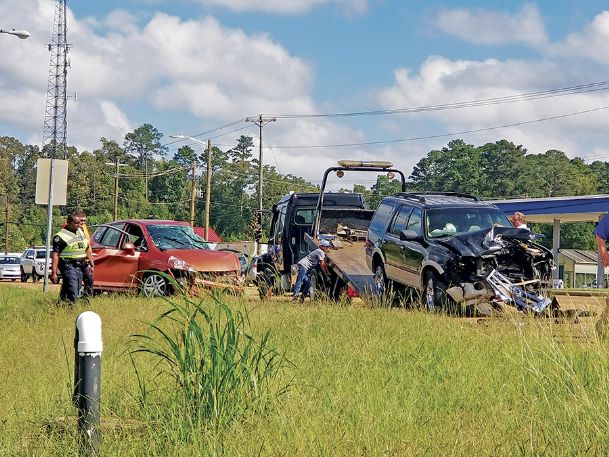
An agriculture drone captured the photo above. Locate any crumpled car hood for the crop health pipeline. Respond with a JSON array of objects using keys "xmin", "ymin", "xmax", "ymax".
[
  {"xmin": 435, "ymin": 227, "xmax": 547, "ymax": 257},
  {"xmin": 165, "ymin": 249, "xmax": 240, "ymax": 272}
]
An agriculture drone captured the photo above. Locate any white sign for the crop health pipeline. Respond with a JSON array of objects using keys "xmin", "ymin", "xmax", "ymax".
[{"xmin": 35, "ymin": 158, "xmax": 69, "ymax": 205}]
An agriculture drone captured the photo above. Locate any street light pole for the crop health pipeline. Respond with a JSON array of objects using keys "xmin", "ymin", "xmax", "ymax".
[
  {"xmin": 0, "ymin": 28, "xmax": 30, "ymax": 39},
  {"xmin": 205, "ymin": 140, "xmax": 212, "ymax": 241},
  {"xmin": 189, "ymin": 159, "xmax": 196, "ymax": 227}
]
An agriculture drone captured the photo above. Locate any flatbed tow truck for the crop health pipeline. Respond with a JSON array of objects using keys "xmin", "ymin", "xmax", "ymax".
[
  {"xmin": 304, "ymin": 160, "xmax": 406, "ymax": 299},
  {"xmin": 257, "ymin": 160, "xmax": 405, "ymax": 300}
]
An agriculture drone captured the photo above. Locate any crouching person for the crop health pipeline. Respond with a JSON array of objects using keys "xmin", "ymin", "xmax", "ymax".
[{"xmin": 292, "ymin": 239, "xmax": 332, "ymax": 302}]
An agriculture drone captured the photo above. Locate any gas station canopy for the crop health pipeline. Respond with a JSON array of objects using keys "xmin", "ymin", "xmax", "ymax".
[{"xmin": 491, "ymin": 194, "xmax": 609, "ymax": 223}]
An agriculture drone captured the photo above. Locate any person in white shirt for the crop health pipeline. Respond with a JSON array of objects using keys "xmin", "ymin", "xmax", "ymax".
[
  {"xmin": 512, "ymin": 211, "xmax": 529, "ymax": 230},
  {"xmin": 292, "ymin": 239, "xmax": 332, "ymax": 302}
]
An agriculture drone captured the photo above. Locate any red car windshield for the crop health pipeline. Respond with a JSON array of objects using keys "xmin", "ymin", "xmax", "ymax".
[{"xmin": 147, "ymin": 225, "xmax": 211, "ymax": 250}]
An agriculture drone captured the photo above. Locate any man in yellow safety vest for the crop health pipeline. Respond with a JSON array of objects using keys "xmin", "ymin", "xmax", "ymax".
[{"xmin": 51, "ymin": 213, "xmax": 92, "ymax": 303}]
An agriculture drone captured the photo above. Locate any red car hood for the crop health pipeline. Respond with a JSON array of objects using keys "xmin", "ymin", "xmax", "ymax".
[{"xmin": 165, "ymin": 249, "xmax": 239, "ymax": 273}]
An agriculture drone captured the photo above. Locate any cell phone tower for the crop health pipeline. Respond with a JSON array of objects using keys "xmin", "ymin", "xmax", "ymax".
[{"xmin": 42, "ymin": 0, "xmax": 71, "ymax": 159}]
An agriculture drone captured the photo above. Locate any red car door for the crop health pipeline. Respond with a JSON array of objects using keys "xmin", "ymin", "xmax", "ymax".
[{"xmin": 91, "ymin": 223, "xmax": 140, "ymax": 290}]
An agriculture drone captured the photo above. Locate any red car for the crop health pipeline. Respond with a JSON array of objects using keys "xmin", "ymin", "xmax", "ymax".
[{"xmin": 91, "ymin": 220, "xmax": 241, "ymax": 296}]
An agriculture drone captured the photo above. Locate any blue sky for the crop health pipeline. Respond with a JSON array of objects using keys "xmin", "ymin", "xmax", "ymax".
[{"xmin": 3, "ymin": 0, "xmax": 609, "ymax": 185}]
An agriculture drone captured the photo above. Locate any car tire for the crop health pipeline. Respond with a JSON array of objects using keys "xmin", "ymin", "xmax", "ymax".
[
  {"xmin": 423, "ymin": 270, "xmax": 452, "ymax": 313},
  {"xmin": 257, "ymin": 269, "xmax": 274, "ymax": 300},
  {"xmin": 20, "ymin": 267, "xmax": 29, "ymax": 283},
  {"xmin": 141, "ymin": 273, "xmax": 169, "ymax": 297},
  {"xmin": 373, "ymin": 263, "xmax": 388, "ymax": 295},
  {"xmin": 32, "ymin": 271, "xmax": 40, "ymax": 282}
]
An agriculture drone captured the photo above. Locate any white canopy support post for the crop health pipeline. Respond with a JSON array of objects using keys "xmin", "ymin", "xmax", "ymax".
[
  {"xmin": 552, "ymin": 218, "xmax": 560, "ymax": 281},
  {"xmin": 598, "ymin": 215, "xmax": 606, "ymax": 289}
]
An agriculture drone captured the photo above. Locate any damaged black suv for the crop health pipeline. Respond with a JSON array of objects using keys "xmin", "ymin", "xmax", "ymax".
[{"xmin": 365, "ymin": 192, "xmax": 554, "ymax": 313}]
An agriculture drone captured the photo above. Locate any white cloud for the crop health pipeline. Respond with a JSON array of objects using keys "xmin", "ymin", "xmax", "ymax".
[
  {"xmin": 375, "ymin": 54, "xmax": 609, "ymax": 166},
  {"xmin": 102, "ymin": 9, "xmax": 141, "ymax": 34},
  {"xmin": 100, "ymin": 101, "xmax": 132, "ymax": 134},
  {"xmin": 7, "ymin": 0, "xmax": 609, "ymax": 184},
  {"xmin": 433, "ymin": 4, "xmax": 548, "ymax": 47},
  {"xmin": 548, "ymin": 11, "xmax": 609, "ymax": 66},
  {"xmin": 147, "ymin": 14, "xmax": 315, "ymax": 118},
  {"xmin": 191, "ymin": 0, "xmax": 368, "ymax": 15},
  {"xmin": 0, "ymin": 0, "xmax": 338, "ymax": 160}
]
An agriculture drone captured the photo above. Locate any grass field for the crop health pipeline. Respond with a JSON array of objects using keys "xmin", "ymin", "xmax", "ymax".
[{"xmin": 2, "ymin": 283, "xmax": 609, "ymax": 456}]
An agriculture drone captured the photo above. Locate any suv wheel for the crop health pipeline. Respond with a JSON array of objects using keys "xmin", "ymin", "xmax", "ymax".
[
  {"xmin": 20, "ymin": 267, "xmax": 29, "ymax": 283},
  {"xmin": 373, "ymin": 263, "xmax": 387, "ymax": 295},
  {"xmin": 32, "ymin": 271, "xmax": 40, "ymax": 282},
  {"xmin": 424, "ymin": 271, "xmax": 450, "ymax": 312}
]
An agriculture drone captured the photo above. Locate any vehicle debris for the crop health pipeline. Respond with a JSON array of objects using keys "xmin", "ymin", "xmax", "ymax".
[{"xmin": 442, "ymin": 226, "xmax": 555, "ymax": 313}]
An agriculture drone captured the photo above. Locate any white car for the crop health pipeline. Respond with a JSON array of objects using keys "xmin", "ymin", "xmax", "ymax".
[
  {"xmin": 0, "ymin": 253, "xmax": 21, "ymax": 281},
  {"xmin": 20, "ymin": 247, "xmax": 52, "ymax": 282}
]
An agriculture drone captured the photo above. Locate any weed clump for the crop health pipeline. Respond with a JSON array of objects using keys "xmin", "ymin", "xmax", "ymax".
[{"xmin": 129, "ymin": 289, "xmax": 287, "ymax": 431}]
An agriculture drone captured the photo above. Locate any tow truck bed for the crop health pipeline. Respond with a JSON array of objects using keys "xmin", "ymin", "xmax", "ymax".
[{"xmin": 304, "ymin": 233, "xmax": 375, "ymax": 297}]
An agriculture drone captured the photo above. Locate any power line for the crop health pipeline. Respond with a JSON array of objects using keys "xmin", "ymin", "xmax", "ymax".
[
  {"xmin": 162, "ymin": 118, "xmax": 248, "ymax": 148},
  {"xmin": 265, "ymin": 80, "xmax": 609, "ymax": 119},
  {"xmin": 268, "ymin": 104, "xmax": 609, "ymax": 149}
]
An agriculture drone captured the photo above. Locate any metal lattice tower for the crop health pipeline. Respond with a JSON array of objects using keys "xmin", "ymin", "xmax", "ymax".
[{"xmin": 42, "ymin": 0, "xmax": 70, "ymax": 159}]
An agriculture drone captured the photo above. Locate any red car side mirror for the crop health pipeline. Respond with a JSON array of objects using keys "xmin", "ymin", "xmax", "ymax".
[{"xmin": 123, "ymin": 242, "xmax": 136, "ymax": 256}]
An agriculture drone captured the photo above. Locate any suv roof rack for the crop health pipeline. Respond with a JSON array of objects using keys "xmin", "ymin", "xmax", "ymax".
[{"xmin": 395, "ymin": 192, "xmax": 479, "ymax": 202}]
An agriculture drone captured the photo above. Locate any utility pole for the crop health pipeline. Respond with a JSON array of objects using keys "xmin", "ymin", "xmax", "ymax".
[
  {"xmin": 105, "ymin": 158, "xmax": 126, "ymax": 221},
  {"xmin": 114, "ymin": 158, "xmax": 120, "ymax": 221},
  {"xmin": 205, "ymin": 140, "xmax": 212, "ymax": 241},
  {"xmin": 144, "ymin": 153, "xmax": 148, "ymax": 203},
  {"xmin": 4, "ymin": 196, "xmax": 9, "ymax": 254},
  {"xmin": 246, "ymin": 115, "xmax": 276, "ymax": 213},
  {"xmin": 190, "ymin": 159, "xmax": 196, "ymax": 227},
  {"xmin": 169, "ymin": 134, "xmax": 213, "ymax": 238}
]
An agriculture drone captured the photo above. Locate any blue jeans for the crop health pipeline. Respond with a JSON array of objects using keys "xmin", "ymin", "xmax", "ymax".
[
  {"xmin": 59, "ymin": 261, "xmax": 83, "ymax": 302},
  {"xmin": 293, "ymin": 264, "xmax": 311, "ymax": 298}
]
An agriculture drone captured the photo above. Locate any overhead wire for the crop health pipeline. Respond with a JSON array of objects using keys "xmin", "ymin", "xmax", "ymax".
[
  {"xmin": 267, "ymin": 104, "xmax": 609, "ymax": 149},
  {"xmin": 159, "ymin": 80, "xmax": 609, "ymax": 155},
  {"xmin": 162, "ymin": 118, "xmax": 248, "ymax": 148},
  {"xmin": 264, "ymin": 80, "xmax": 609, "ymax": 119}
]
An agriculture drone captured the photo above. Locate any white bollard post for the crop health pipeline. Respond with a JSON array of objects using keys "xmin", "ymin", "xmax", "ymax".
[{"xmin": 73, "ymin": 311, "xmax": 102, "ymax": 456}]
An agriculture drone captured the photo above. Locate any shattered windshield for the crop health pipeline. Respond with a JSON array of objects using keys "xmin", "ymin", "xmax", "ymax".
[
  {"xmin": 147, "ymin": 225, "xmax": 211, "ymax": 250},
  {"xmin": 426, "ymin": 207, "xmax": 511, "ymax": 238}
]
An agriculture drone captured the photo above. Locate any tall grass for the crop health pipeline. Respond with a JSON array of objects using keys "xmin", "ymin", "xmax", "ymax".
[
  {"xmin": 3, "ymin": 283, "xmax": 609, "ymax": 455},
  {"xmin": 129, "ymin": 289, "xmax": 287, "ymax": 431}
]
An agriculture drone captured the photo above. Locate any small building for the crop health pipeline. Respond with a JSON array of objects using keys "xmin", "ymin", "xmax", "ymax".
[
  {"xmin": 193, "ymin": 226, "xmax": 222, "ymax": 243},
  {"xmin": 559, "ymin": 249, "xmax": 608, "ymax": 288}
]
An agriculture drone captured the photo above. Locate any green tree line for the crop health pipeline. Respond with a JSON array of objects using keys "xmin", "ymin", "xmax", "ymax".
[{"xmin": 1, "ymin": 129, "xmax": 607, "ymax": 252}]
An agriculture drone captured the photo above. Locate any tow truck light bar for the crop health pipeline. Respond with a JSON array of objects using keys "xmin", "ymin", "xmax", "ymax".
[{"xmin": 337, "ymin": 160, "xmax": 393, "ymax": 169}]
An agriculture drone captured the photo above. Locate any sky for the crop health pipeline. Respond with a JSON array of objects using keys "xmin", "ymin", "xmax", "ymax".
[{"xmin": 3, "ymin": 0, "xmax": 609, "ymax": 186}]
